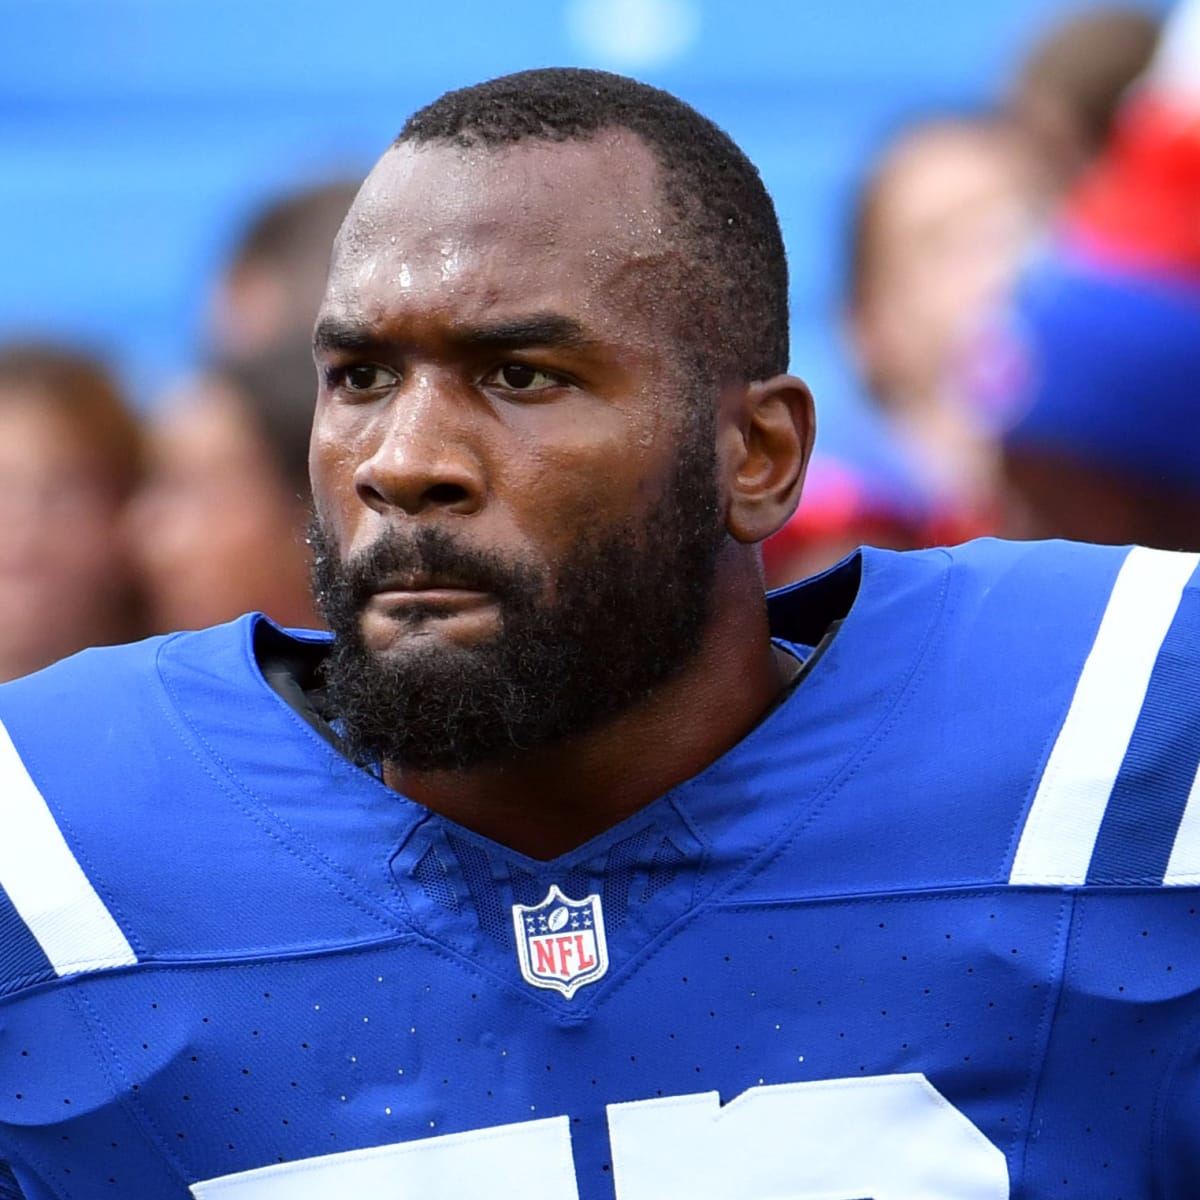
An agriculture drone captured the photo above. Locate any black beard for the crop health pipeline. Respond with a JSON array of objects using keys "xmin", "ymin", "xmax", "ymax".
[{"xmin": 310, "ymin": 412, "xmax": 724, "ymax": 771}]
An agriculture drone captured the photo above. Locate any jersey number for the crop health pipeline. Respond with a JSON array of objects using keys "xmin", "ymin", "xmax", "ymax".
[{"xmin": 191, "ymin": 1072, "xmax": 1009, "ymax": 1199}]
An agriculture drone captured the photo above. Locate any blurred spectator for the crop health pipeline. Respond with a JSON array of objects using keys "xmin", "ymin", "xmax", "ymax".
[
  {"xmin": 127, "ymin": 335, "xmax": 320, "ymax": 631},
  {"xmin": 846, "ymin": 113, "xmax": 1041, "ymax": 532},
  {"xmin": 990, "ymin": 0, "xmax": 1200, "ymax": 552},
  {"xmin": 994, "ymin": 252, "xmax": 1200, "ymax": 549},
  {"xmin": 1062, "ymin": 14, "xmax": 1200, "ymax": 276},
  {"xmin": 207, "ymin": 180, "xmax": 360, "ymax": 359},
  {"xmin": 0, "ymin": 344, "xmax": 146, "ymax": 681},
  {"xmin": 1009, "ymin": 6, "xmax": 1161, "ymax": 197},
  {"xmin": 130, "ymin": 178, "xmax": 358, "ymax": 633}
]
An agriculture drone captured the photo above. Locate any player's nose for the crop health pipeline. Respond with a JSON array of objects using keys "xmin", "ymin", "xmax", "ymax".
[{"xmin": 352, "ymin": 372, "xmax": 486, "ymax": 519}]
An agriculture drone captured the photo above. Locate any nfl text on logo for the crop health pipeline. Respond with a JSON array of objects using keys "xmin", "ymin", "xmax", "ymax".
[{"xmin": 512, "ymin": 885, "xmax": 609, "ymax": 998}]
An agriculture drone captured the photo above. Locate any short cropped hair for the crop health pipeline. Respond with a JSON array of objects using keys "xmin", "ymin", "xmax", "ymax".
[{"xmin": 397, "ymin": 67, "xmax": 788, "ymax": 383}]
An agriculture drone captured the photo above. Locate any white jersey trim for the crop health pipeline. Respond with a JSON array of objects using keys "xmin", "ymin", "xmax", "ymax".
[
  {"xmin": 0, "ymin": 717, "xmax": 137, "ymax": 975},
  {"xmin": 1009, "ymin": 546, "xmax": 1200, "ymax": 886}
]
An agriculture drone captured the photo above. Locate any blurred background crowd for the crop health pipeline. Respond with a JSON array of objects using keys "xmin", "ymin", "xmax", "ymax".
[{"xmin": 2, "ymin": 0, "xmax": 1197, "ymax": 681}]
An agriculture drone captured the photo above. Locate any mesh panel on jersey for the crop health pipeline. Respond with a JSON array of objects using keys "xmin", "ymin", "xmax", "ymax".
[
  {"xmin": 0, "ymin": 1163, "xmax": 27, "ymax": 1200},
  {"xmin": 561, "ymin": 865, "xmax": 592, "ymax": 908},
  {"xmin": 434, "ymin": 826, "xmax": 684, "ymax": 942},
  {"xmin": 411, "ymin": 845, "xmax": 459, "ymax": 912},
  {"xmin": 508, "ymin": 864, "xmax": 544, "ymax": 907},
  {"xmin": 447, "ymin": 834, "xmax": 510, "ymax": 944},
  {"xmin": 602, "ymin": 825, "xmax": 657, "ymax": 928},
  {"xmin": 642, "ymin": 835, "xmax": 685, "ymax": 902}
]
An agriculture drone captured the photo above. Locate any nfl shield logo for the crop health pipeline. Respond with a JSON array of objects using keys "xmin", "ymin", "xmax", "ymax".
[{"xmin": 512, "ymin": 884, "xmax": 609, "ymax": 998}]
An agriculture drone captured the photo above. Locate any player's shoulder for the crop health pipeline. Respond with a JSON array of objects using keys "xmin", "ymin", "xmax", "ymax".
[
  {"xmin": 760, "ymin": 538, "xmax": 1200, "ymax": 893},
  {"xmin": 867, "ymin": 533, "xmax": 1185, "ymax": 587},
  {"xmin": 0, "ymin": 616, "xmax": 284, "ymax": 808},
  {"xmin": 0, "ymin": 616, "xmax": 360, "ymax": 1002},
  {"xmin": 931, "ymin": 537, "xmax": 1200, "ymax": 672},
  {"xmin": 933, "ymin": 534, "xmax": 1196, "ymax": 597},
  {"xmin": 0, "ymin": 612, "xmax": 331, "ymax": 734},
  {"xmin": 0, "ymin": 614, "xmax": 265, "ymax": 709},
  {"xmin": 889, "ymin": 534, "xmax": 1172, "ymax": 608},
  {"xmin": 773, "ymin": 536, "xmax": 1197, "ymax": 646},
  {"xmin": 967, "ymin": 541, "xmax": 1200, "ymax": 885},
  {"xmin": 852, "ymin": 537, "xmax": 1200, "ymax": 742},
  {"xmin": 772, "ymin": 537, "xmax": 1122, "ymax": 653}
]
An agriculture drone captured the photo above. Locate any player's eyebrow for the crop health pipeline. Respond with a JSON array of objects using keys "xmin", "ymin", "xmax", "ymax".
[
  {"xmin": 455, "ymin": 314, "xmax": 595, "ymax": 352},
  {"xmin": 313, "ymin": 313, "xmax": 597, "ymax": 356},
  {"xmin": 312, "ymin": 317, "xmax": 390, "ymax": 355}
]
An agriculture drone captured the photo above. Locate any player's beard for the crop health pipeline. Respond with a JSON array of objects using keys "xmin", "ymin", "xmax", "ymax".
[{"xmin": 309, "ymin": 406, "xmax": 725, "ymax": 772}]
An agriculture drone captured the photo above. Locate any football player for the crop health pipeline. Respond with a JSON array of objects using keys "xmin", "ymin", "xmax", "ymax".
[{"xmin": 1, "ymin": 68, "xmax": 1198, "ymax": 1200}]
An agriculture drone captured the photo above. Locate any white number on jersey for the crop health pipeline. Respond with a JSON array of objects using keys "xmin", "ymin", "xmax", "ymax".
[
  {"xmin": 190, "ymin": 1073, "xmax": 1009, "ymax": 1199},
  {"xmin": 609, "ymin": 1074, "xmax": 1007, "ymax": 1200}
]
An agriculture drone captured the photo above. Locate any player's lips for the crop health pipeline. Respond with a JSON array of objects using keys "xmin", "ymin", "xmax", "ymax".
[
  {"xmin": 360, "ymin": 574, "xmax": 500, "ymax": 649},
  {"xmin": 365, "ymin": 575, "xmax": 494, "ymax": 612}
]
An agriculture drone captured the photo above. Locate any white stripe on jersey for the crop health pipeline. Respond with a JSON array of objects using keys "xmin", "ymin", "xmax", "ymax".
[
  {"xmin": 1009, "ymin": 546, "xmax": 1200, "ymax": 886},
  {"xmin": 0, "ymin": 717, "xmax": 137, "ymax": 975},
  {"xmin": 1164, "ymin": 762, "xmax": 1200, "ymax": 885}
]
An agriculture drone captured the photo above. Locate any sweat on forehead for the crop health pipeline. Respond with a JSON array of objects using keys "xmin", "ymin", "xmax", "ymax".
[
  {"xmin": 322, "ymin": 136, "xmax": 693, "ymax": 354},
  {"xmin": 340, "ymin": 132, "xmax": 671, "ymax": 255}
]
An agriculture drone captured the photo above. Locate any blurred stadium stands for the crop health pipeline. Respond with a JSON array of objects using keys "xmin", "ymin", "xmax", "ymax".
[{"xmin": 0, "ymin": 0, "xmax": 1170, "ymax": 408}]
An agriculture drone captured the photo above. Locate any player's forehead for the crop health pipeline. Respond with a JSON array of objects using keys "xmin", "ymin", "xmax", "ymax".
[
  {"xmin": 351, "ymin": 128, "xmax": 664, "ymax": 230},
  {"xmin": 332, "ymin": 136, "xmax": 670, "ymax": 283},
  {"xmin": 321, "ymin": 132, "xmax": 686, "ymax": 343}
]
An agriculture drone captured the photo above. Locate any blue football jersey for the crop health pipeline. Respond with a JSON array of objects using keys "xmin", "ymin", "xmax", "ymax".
[{"xmin": 2, "ymin": 538, "xmax": 1200, "ymax": 1199}]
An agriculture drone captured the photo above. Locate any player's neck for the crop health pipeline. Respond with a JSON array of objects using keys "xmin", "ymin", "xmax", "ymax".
[{"xmin": 383, "ymin": 571, "xmax": 789, "ymax": 861}]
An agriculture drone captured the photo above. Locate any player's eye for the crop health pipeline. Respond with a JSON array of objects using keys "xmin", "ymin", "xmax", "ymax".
[
  {"xmin": 486, "ymin": 363, "xmax": 562, "ymax": 392},
  {"xmin": 329, "ymin": 364, "xmax": 397, "ymax": 393},
  {"xmin": 321, "ymin": 360, "xmax": 396, "ymax": 393}
]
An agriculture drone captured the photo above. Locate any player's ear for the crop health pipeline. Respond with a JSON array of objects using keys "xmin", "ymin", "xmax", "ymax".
[{"xmin": 721, "ymin": 374, "xmax": 815, "ymax": 545}]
